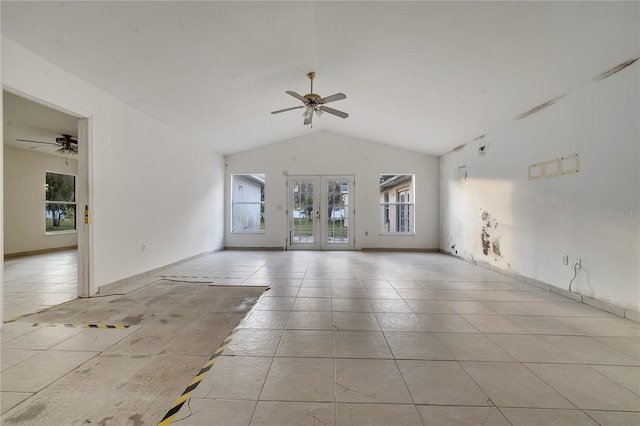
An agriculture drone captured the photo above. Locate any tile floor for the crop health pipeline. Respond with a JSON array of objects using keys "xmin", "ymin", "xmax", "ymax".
[
  {"xmin": 2, "ymin": 250, "xmax": 639, "ymax": 425},
  {"xmin": 3, "ymin": 249, "xmax": 77, "ymax": 321}
]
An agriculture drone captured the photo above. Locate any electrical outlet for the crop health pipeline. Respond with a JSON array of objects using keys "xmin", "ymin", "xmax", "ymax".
[
  {"xmin": 142, "ymin": 243, "xmax": 147, "ymax": 252},
  {"xmin": 562, "ymin": 255, "xmax": 569, "ymax": 265},
  {"xmin": 365, "ymin": 231, "xmax": 369, "ymax": 236}
]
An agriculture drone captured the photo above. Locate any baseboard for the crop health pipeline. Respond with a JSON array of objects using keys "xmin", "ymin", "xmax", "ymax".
[
  {"xmin": 97, "ymin": 249, "xmax": 219, "ymax": 294},
  {"xmin": 361, "ymin": 248, "xmax": 440, "ymax": 253},
  {"xmin": 224, "ymin": 246, "xmax": 285, "ymax": 251},
  {"xmin": 440, "ymin": 249, "xmax": 639, "ymax": 323},
  {"xmin": 4, "ymin": 245, "xmax": 78, "ymax": 259}
]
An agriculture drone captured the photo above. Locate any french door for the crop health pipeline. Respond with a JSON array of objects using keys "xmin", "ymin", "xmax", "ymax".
[{"xmin": 287, "ymin": 175, "xmax": 354, "ymax": 250}]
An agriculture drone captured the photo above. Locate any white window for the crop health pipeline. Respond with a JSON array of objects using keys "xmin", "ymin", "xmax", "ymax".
[
  {"xmin": 231, "ymin": 174, "xmax": 265, "ymax": 233},
  {"xmin": 45, "ymin": 171, "xmax": 77, "ymax": 233},
  {"xmin": 379, "ymin": 174, "xmax": 415, "ymax": 234}
]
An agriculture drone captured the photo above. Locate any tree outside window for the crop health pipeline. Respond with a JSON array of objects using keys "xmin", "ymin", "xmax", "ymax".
[{"xmin": 45, "ymin": 172, "xmax": 76, "ymax": 232}]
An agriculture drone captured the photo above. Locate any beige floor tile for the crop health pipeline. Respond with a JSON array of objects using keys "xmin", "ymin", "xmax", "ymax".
[
  {"xmin": 405, "ymin": 299, "xmax": 456, "ymax": 314},
  {"xmin": 297, "ymin": 287, "xmax": 333, "ymax": 298},
  {"xmin": 525, "ymin": 363, "xmax": 640, "ymax": 411},
  {"xmin": 254, "ymin": 297, "xmax": 296, "ymax": 311},
  {"xmin": 292, "ymin": 297, "xmax": 332, "ymax": 311},
  {"xmin": 192, "ymin": 356, "xmax": 272, "ymax": 400},
  {"xmin": 0, "ymin": 323, "xmax": 39, "ymax": 343},
  {"xmin": 367, "ymin": 299, "xmax": 413, "ymax": 313},
  {"xmin": 506, "ymin": 315, "xmax": 584, "ymax": 335},
  {"xmin": 397, "ymin": 289, "xmax": 437, "ymax": 300},
  {"xmin": 332, "ymin": 298, "xmax": 372, "ymax": 312},
  {"xmin": 263, "ymin": 287, "xmax": 299, "ymax": 297},
  {"xmin": 419, "ymin": 313, "xmax": 480, "ymax": 333},
  {"xmin": 241, "ymin": 310, "xmax": 291, "ymax": 329},
  {"xmin": 461, "ymin": 361, "xmax": 576, "ymax": 409},
  {"xmin": 541, "ymin": 335, "xmax": 640, "ymax": 366},
  {"xmin": 1, "ymin": 350, "xmax": 97, "ymax": 393},
  {"xmin": 461, "ymin": 315, "xmax": 529, "ymax": 334},
  {"xmin": 500, "ymin": 408, "xmax": 599, "ymax": 425},
  {"xmin": 332, "ymin": 312, "xmax": 380, "ymax": 331},
  {"xmin": 335, "ymin": 359, "xmax": 412, "ymax": 404},
  {"xmin": 385, "ymin": 331, "xmax": 454, "ymax": 360},
  {"xmin": 397, "ymin": 360, "xmax": 490, "ymax": 406},
  {"xmin": 332, "ymin": 288, "xmax": 366, "ymax": 299},
  {"xmin": 588, "ymin": 365, "xmax": 640, "ymax": 395},
  {"xmin": 173, "ymin": 398, "xmax": 256, "ymax": 426},
  {"xmin": 443, "ymin": 301, "xmax": 497, "ymax": 315},
  {"xmin": 301, "ymin": 279, "xmax": 332, "ymax": 288},
  {"xmin": 1, "ymin": 326, "xmax": 84, "ymax": 350},
  {"xmin": 276, "ymin": 330, "xmax": 334, "ymax": 358},
  {"xmin": 486, "ymin": 334, "xmax": 580, "ymax": 363},
  {"xmin": 224, "ymin": 329, "xmax": 283, "ymax": 357},
  {"xmin": 260, "ymin": 358, "xmax": 335, "ymax": 402},
  {"xmin": 416, "ymin": 406, "xmax": 510, "ymax": 426},
  {"xmin": 374, "ymin": 313, "xmax": 429, "ymax": 332},
  {"xmin": 429, "ymin": 289, "xmax": 475, "ymax": 300},
  {"xmin": 595, "ymin": 336, "xmax": 640, "ymax": 360},
  {"xmin": 336, "ymin": 403, "xmax": 422, "ymax": 425},
  {"xmin": 553, "ymin": 317, "xmax": 640, "ymax": 337},
  {"xmin": 363, "ymin": 288, "xmax": 402, "ymax": 299},
  {"xmin": 1, "ymin": 349, "xmax": 40, "ymax": 371},
  {"xmin": 333, "ymin": 331, "xmax": 393, "ymax": 358},
  {"xmin": 286, "ymin": 312, "xmax": 333, "ymax": 330},
  {"xmin": 436, "ymin": 333, "xmax": 516, "ymax": 361},
  {"xmin": 251, "ymin": 401, "xmax": 335, "ymax": 425},
  {"xmin": 584, "ymin": 410, "xmax": 640, "ymax": 426}
]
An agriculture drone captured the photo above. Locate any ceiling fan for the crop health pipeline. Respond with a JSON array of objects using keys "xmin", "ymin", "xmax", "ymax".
[
  {"xmin": 271, "ymin": 72, "xmax": 349, "ymax": 126},
  {"xmin": 16, "ymin": 134, "xmax": 78, "ymax": 164}
]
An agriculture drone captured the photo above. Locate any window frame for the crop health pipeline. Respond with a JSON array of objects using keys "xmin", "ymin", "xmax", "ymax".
[
  {"xmin": 45, "ymin": 170, "xmax": 78, "ymax": 235},
  {"xmin": 379, "ymin": 174, "xmax": 415, "ymax": 235},
  {"xmin": 231, "ymin": 174, "xmax": 265, "ymax": 234}
]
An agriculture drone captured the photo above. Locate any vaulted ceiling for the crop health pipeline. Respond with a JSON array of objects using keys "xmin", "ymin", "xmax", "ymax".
[{"xmin": 2, "ymin": 1, "xmax": 638, "ymax": 156}]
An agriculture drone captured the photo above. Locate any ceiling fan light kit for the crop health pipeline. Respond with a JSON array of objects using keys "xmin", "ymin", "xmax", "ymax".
[
  {"xmin": 272, "ymin": 72, "xmax": 349, "ymax": 126},
  {"xmin": 16, "ymin": 134, "xmax": 78, "ymax": 164}
]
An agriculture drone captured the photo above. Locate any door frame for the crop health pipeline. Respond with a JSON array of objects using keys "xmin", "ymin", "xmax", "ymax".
[{"xmin": 286, "ymin": 175, "xmax": 355, "ymax": 250}]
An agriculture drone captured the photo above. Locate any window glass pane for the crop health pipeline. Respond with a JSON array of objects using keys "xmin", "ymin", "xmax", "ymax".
[
  {"xmin": 379, "ymin": 174, "xmax": 415, "ymax": 234},
  {"xmin": 45, "ymin": 203, "xmax": 76, "ymax": 232},
  {"xmin": 45, "ymin": 172, "xmax": 76, "ymax": 233},
  {"xmin": 231, "ymin": 174, "xmax": 265, "ymax": 233},
  {"xmin": 46, "ymin": 172, "xmax": 75, "ymax": 202}
]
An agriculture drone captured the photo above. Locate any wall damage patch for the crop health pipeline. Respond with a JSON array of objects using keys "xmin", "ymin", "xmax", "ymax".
[
  {"xmin": 516, "ymin": 94, "xmax": 566, "ymax": 120},
  {"xmin": 595, "ymin": 57, "xmax": 639, "ymax": 81},
  {"xmin": 481, "ymin": 211, "xmax": 501, "ymax": 257},
  {"xmin": 529, "ymin": 154, "xmax": 580, "ymax": 180}
]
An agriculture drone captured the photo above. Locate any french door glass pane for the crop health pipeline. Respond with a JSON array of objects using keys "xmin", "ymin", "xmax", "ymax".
[
  {"xmin": 292, "ymin": 180, "xmax": 315, "ymax": 244},
  {"xmin": 326, "ymin": 179, "xmax": 349, "ymax": 244}
]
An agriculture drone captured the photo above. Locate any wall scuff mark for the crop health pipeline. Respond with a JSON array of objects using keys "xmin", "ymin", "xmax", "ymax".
[
  {"xmin": 516, "ymin": 94, "xmax": 566, "ymax": 120},
  {"xmin": 595, "ymin": 57, "xmax": 639, "ymax": 81}
]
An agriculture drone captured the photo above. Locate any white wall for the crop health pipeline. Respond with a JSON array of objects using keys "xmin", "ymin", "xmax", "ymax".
[
  {"xmin": 225, "ymin": 131, "xmax": 440, "ymax": 250},
  {"xmin": 2, "ymin": 37, "xmax": 224, "ymax": 291},
  {"xmin": 440, "ymin": 63, "xmax": 639, "ymax": 311},
  {"xmin": 4, "ymin": 146, "xmax": 78, "ymax": 254}
]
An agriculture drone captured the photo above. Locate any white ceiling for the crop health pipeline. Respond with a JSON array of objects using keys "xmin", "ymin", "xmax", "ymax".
[{"xmin": 2, "ymin": 1, "xmax": 638, "ymax": 156}]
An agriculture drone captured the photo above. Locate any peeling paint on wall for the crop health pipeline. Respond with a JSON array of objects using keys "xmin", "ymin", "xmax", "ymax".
[
  {"xmin": 516, "ymin": 94, "xmax": 566, "ymax": 120},
  {"xmin": 595, "ymin": 57, "xmax": 639, "ymax": 81},
  {"xmin": 481, "ymin": 211, "xmax": 501, "ymax": 258}
]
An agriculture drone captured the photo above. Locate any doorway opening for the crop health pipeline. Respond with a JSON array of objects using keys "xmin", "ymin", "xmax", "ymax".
[
  {"xmin": 2, "ymin": 91, "xmax": 90, "ymax": 321},
  {"xmin": 287, "ymin": 175, "xmax": 354, "ymax": 250}
]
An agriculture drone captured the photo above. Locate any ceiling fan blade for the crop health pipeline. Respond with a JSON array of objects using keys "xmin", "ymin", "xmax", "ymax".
[
  {"xmin": 318, "ymin": 106, "xmax": 349, "ymax": 119},
  {"xmin": 286, "ymin": 91, "xmax": 308, "ymax": 104},
  {"xmin": 318, "ymin": 93, "xmax": 346, "ymax": 104},
  {"xmin": 271, "ymin": 105, "xmax": 305, "ymax": 114},
  {"xmin": 16, "ymin": 138, "xmax": 58, "ymax": 146}
]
